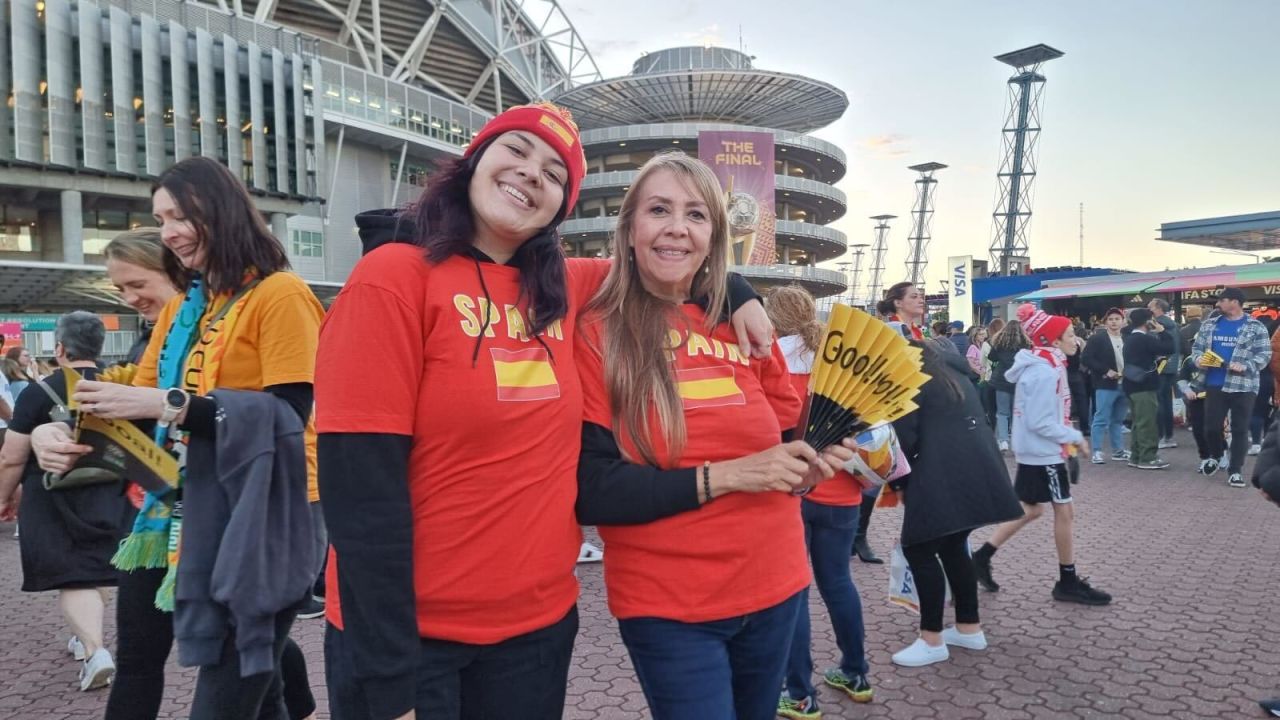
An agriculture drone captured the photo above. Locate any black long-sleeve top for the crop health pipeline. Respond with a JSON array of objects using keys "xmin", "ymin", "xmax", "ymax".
[{"xmin": 1121, "ymin": 329, "xmax": 1175, "ymax": 395}]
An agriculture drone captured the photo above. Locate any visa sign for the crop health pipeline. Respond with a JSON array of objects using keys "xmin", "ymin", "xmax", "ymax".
[{"xmin": 947, "ymin": 255, "xmax": 973, "ymax": 326}]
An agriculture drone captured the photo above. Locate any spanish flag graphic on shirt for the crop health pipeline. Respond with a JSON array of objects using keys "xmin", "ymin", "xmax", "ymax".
[
  {"xmin": 491, "ymin": 347, "xmax": 560, "ymax": 401},
  {"xmin": 676, "ymin": 365, "xmax": 746, "ymax": 410}
]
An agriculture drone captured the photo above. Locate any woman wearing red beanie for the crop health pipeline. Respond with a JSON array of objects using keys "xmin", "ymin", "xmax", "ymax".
[{"xmin": 314, "ymin": 103, "xmax": 772, "ymax": 720}]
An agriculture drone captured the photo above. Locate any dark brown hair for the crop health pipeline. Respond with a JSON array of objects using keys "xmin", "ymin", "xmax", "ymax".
[
  {"xmin": 876, "ymin": 281, "xmax": 917, "ymax": 317},
  {"xmin": 411, "ymin": 138, "xmax": 568, "ymax": 336},
  {"xmin": 152, "ymin": 157, "xmax": 289, "ymax": 295}
]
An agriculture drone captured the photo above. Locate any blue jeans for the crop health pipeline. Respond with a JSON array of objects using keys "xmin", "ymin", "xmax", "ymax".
[
  {"xmin": 1091, "ymin": 388, "xmax": 1129, "ymax": 453},
  {"xmin": 619, "ymin": 592, "xmax": 804, "ymax": 720},
  {"xmin": 995, "ymin": 390, "xmax": 1013, "ymax": 443},
  {"xmin": 785, "ymin": 500, "xmax": 868, "ymax": 701}
]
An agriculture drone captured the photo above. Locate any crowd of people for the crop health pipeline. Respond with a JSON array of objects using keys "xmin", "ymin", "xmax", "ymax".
[{"xmin": 0, "ymin": 100, "xmax": 1277, "ymax": 720}]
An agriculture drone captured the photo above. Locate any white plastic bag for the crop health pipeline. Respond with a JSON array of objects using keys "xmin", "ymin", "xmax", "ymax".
[
  {"xmin": 888, "ymin": 541, "xmax": 955, "ymax": 614},
  {"xmin": 888, "ymin": 543, "xmax": 921, "ymax": 614}
]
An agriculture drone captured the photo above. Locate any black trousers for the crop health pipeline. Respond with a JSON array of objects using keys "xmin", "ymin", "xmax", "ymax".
[
  {"xmin": 325, "ymin": 606, "xmax": 578, "ymax": 720},
  {"xmin": 105, "ymin": 567, "xmax": 308, "ymax": 720},
  {"xmin": 189, "ymin": 608, "xmax": 298, "ymax": 720},
  {"xmin": 1188, "ymin": 398, "xmax": 1209, "ymax": 460},
  {"xmin": 900, "ymin": 531, "xmax": 979, "ymax": 634},
  {"xmin": 1206, "ymin": 388, "xmax": 1256, "ymax": 474},
  {"xmin": 105, "ymin": 568, "xmax": 172, "ymax": 720}
]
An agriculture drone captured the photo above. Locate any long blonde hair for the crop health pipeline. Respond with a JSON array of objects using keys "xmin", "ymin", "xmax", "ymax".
[
  {"xmin": 765, "ymin": 285, "xmax": 822, "ymax": 355},
  {"xmin": 586, "ymin": 152, "xmax": 730, "ymax": 466}
]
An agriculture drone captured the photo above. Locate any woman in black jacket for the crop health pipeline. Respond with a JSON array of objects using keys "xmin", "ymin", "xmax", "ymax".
[
  {"xmin": 887, "ymin": 341, "xmax": 1024, "ymax": 668},
  {"xmin": 1081, "ymin": 308, "xmax": 1130, "ymax": 464}
]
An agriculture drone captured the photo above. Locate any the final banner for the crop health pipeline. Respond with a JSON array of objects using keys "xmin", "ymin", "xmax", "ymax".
[{"xmin": 699, "ymin": 130, "xmax": 776, "ymax": 265}]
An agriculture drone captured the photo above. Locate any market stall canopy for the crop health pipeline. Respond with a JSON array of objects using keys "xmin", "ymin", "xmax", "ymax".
[
  {"xmin": 1017, "ymin": 262, "xmax": 1280, "ymax": 302},
  {"xmin": 1158, "ymin": 211, "xmax": 1280, "ymax": 252},
  {"xmin": 1020, "ymin": 275, "xmax": 1174, "ymax": 301}
]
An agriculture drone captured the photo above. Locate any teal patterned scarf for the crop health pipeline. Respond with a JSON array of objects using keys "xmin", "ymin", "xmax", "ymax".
[{"xmin": 111, "ymin": 277, "xmax": 206, "ymax": 611}]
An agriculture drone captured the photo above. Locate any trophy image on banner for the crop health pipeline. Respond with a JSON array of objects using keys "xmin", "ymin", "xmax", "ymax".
[
  {"xmin": 799, "ymin": 304, "xmax": 931, "ymax": 453},
  {"xmin": 45, "ymin": 365, "xmax": 179, "ymax": 495},
  {"xmin": 725, "ymin": 175, "xmax": 760, "ymax": 266}
]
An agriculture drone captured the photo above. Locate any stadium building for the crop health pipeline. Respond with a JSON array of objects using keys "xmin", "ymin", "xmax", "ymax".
[
  {"xmin": 0, "ymin": 0, "xmax": 597, "ymax": 357},
  {"xmin": 552, "ymin": 46, "xmax": 849, "ymax": 297}
]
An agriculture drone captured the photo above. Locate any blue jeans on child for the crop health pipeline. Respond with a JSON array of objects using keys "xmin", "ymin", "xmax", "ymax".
[
  {"xmin": 618, "ymin": 592, "xmax": 804, "ymax": 720},
  {"xmin": 1091, "ymin": 388, "xmax": 1129, "ymax": 453},
  {"xmin": 785, "ymin": 500, "xmax": 869, "ymax": 702}
]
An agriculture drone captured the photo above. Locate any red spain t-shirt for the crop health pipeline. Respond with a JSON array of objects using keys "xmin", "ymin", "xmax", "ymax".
[
  {"xmin": 577, "ymin": 304, "xmax": 810, "ymax": 623},
  {"xmin": 315, "ymin": 244, "xmax": 607, "ymax": 644}
]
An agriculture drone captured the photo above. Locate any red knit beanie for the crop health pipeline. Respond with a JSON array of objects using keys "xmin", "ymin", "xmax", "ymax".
[
  {"xmin": 1023, "ymin": 309, "xmax": 1072, "ymax": 347},
  {"xmin": 465, "ymin": 102, "xmax": 587, "ymax": 213}
]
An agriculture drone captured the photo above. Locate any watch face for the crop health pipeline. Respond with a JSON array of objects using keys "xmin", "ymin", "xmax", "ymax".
[{"xmin": 165, "ymin": 388, "xmax": 187, "ymax": 408}]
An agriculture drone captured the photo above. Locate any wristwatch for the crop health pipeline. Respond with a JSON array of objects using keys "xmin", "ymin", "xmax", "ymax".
[{"xmin": 158, "ymin": 388, "xmax": 191, "ymax": 429}]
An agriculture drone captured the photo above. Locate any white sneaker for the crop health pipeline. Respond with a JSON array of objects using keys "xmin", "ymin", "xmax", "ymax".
[
  {"xmin": 79, "ymin": 648, "xmax": 115, "ymax": 691},
  {"xmin": 1249, "ymin": 444, "xmax": 1262, "ymax": 456},
  {"xmin": 1158, "ymin": 438, "xmax": 1178, "ymax": 449},
  {"xmin": 891, "ymin": 638, "xmax": 950, "ymax": 667},
  {"xmin": 941, "ymin": 627, "xmax": 988, "ymax": 651},
  {"xmin": 1091, "ymin": 451, "xmax": 1105, "ymax": 465},
  {"xmin": 577, "ymin": 542, "xmax": 603, "ymax": 563},
  {"xmin": 998, "ymin": 440, "xmax": 1009, "ymax": 453},
  {"xmin": 67, "ymin": 635, "xmax": 86, "ymax": 661}
]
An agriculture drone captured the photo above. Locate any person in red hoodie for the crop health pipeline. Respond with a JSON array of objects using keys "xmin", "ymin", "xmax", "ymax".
[
  {"xmin": 765, "ymin": 286, "xmax": 874, "ymax": 719},
  {"xmin": 574, "ymin": 153, "xmax": 855, "ymax": 720},
  {"xmin": 314, "ymin": 104, "xmax": 772, "ymax": 720}
]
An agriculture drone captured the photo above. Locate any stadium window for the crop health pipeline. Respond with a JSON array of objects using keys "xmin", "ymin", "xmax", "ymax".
[{"xmin": 290, "ymin": 229, "xmax": 324, "ymax": 258}]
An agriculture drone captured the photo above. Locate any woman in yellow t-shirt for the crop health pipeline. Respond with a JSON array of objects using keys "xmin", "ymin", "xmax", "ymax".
[{"xmin": 30, "ymin": 157, "xmax": 323, "ymax": 720}]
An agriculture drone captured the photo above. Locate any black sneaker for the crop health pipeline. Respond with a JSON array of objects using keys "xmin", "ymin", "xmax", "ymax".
[
  {"xmin": 1052, "ymin": 577, "xmax": 1112, "ymax": 606},
  {"xmin": 1259, "ymin": 697, "xmax": 1280, "ymax": 717},
  {"xmin": 973, "ymin": 553, "xmax": 999, "ymax": 592},
  {"xmin": 297, "ymin": 596, "xmax": 326, "ymax": 620}
]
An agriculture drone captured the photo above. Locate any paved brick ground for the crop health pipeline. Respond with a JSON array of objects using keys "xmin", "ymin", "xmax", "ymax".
[{"xmin": 3, "ymin": 426, "xmax": 1279, "ymax": 719}]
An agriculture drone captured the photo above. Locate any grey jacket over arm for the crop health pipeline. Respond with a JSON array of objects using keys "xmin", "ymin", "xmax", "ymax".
[{"xmin": 175, "ymin": 389, "xmax": 315, "ymax": 677}]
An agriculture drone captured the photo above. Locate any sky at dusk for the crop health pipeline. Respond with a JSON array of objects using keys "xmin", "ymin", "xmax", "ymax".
[{"xmin": 563, "ymin": 0, "xmax": 1280, "ymax": 291}]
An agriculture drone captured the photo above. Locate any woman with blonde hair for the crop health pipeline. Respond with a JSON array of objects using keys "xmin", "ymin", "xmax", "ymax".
[{"xmin": 575, "ymin": 153, "xmax": 855, "ymax": 720}]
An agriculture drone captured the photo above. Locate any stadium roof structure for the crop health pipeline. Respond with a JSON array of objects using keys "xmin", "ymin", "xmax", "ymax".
[
  {"xmin": 226, "ymin": 0, "xmax": 600, "ymax": 113},
  {"xmin": 552, "ymin": 47, "xmax": 848, "ymax": 133},
  {"xmin": 1157, "ymin": 211, "xmax": 1280, "ymax": 252}
]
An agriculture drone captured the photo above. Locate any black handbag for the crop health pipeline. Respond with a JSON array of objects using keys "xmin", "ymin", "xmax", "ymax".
[
  {"xmin": 1121, "ymin": 363, "xmax": 1152, "ymax": 383},
  {"xmin": 31, "ymin": 375, "xmax": 124, "ymax": 492}
]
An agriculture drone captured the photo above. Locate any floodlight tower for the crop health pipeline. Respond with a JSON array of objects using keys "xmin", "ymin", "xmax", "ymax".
[
  {"xmin": 903, "ymin": 162, "xmax": 947, "ymax": 288},
  {"xmin": 865, "ymin": 215, "xmax": 895, "ymax": 308},
  {"xmin": 848, "ymin": 243, "xmax": 870, "ymax": 307},
  {"xmin": 989, "ymin": 43, "xmax": 1064, "ymax": 276}
]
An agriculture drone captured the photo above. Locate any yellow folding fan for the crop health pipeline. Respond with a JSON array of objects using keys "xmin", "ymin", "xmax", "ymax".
[{"xmin": 799, "ymin": 305, "xmax": 931, "ymax": 452}]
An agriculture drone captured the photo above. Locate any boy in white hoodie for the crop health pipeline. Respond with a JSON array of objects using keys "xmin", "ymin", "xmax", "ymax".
[{"xmin": 971, "ymin": 308, "xmax": 1113, "ymax": 606}]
